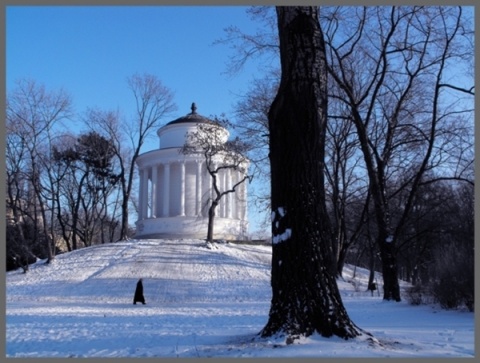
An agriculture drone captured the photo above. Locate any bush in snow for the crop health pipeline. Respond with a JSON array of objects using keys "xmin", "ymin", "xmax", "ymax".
[
  {"xmin": 406, "ymin": 239, "xmax": 473, "ymax": 312},
  {"xmin": 406, "ymin": 283, "xmax": 434, "ymax": 306},
  {"xmin": 431, "ymin": 242, "xmax": 474, "ymax": 312},
  {"xmin": 406, "ymin": 284, "xmax": 423, "ymax": 305}
]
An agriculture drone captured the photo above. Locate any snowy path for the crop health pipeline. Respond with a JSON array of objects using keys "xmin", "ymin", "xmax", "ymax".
[{"xmin": 6, "ymin": 239, "xmax": 474, "ymax": 358}]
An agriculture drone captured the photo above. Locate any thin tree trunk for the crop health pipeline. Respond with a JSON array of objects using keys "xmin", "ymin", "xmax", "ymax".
[
  {"xmin": 32, "ymin": 170, "xmax": 55, "ymax": 263},
  {"xmin": 367, "ymin": 245, "xmax": 376, "ymax": 294},
  {"xmin": 118, "ymin": 167, "xmax": 132, "ymax": 241},
  {"xmin": 337, "ymin": 245, "xmax": 347, "ymax": 277},
  {"xmin": 261, "ymin": 6, "xmax": 361, "ymax": 340},
  {"xmin": 206, "ymin": 201, "xmax": 218, "ymax": 243}
]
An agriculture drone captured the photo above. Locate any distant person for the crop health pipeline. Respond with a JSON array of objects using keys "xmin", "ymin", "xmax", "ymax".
[{"xmin": 133, "ymin": 278, "xmax": 146, "ymax": 305}]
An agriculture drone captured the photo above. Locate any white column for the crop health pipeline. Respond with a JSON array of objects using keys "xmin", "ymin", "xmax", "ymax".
[
  {"xmin": 138, "ymin": 168, "xmax": 144, "ymax": 220},
  {"xmin": 196, "ymin": 161, "xmax": 202, "ymax": 216},
  {"xmin": 151, "ymin": 165, "xmax": 158, "ymax": 218},
  {"xmin": 222, "ymin": 170, "xmax": 227, "ymax": 218},
  {"xmin": 180, "ymin": 161, "xmax": 186, "ymax": 216},
  {"xmin": 232, "ymin": 170, "xmax": 238, "ymax": 219},
  {"xmin": 142, "ymin": 168, "xmax": 149, "ymax": 218},
  {"xmin": 218, "ymin": 169, "xmax": 223, "ymax": 218},
  {"xmin": 241, "ymin": 176, "xmax": 247, "ymax": 220},
  {"xmin": 163, "ymin": 163, "xmax": 170, "ymax": 217},
  {"xmin": 226, "ymin": 168, "xmax": 233, "ymax": 219}
]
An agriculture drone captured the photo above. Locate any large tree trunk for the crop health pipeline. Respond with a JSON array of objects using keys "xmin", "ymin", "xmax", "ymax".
[
  {"xmin": 377, "ymin": 229, "xmax": 401, "ymax": 301},
  {"xmin": 369, "ymin": 166, "xmax": 401, "ymax": 301},
  {"xmin": 261, "ymin": 6, "xmax": 361, "ymax": 340}
]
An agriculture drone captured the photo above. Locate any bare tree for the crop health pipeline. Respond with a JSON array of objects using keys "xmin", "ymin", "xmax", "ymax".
[
  {"xmin": 6, "ymin": 79, "xmax": 73, "ymax": 264},
  {"xmin": 6, "ymin": 110, "xmax": 34, "ymax": 271},
  {"xmin": 261, "ymin": 6, "xmax": 362, "ymax": 341},
  {"xmin": 106, "ymin": 73, "xmax": 176, "ymax": 241},
  {"xmin": 232, "ymin": 75, "xmax": 278, "ymax": 231},
  {"xmin": 324, "ymin": 107, "xmax": 370, "ymax": 277},
  {"xmin": 325, "ymin": 6, "xmax": 474, "ymax": 301},
  {"xmin": 215, "ymin": 6, "xmax": 279, "ymax": 75},
  {"xmin": 83, "ymin": 108, "xmax": 125, "ymax": 241},
  {"xmin": 181, "ymin": 119, "xmax": 252, "ymax": 243},
  {"xmin": 53, "ymin": 131, "xmax": 120, "ymax": 248}
]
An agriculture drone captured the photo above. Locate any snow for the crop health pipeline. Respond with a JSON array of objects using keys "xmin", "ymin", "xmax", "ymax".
[
  {"xmin": 6, "ymin": 239, "xmax": 474, "ymax": 358},
  {"xmin": 272, "ymin": 207, "xmax": 286, "ymax": 222},
  {"xmin": 272, "ymin": 228, "xmax": 292, "ymax": 244},
  {"xmin": 272, "ymin": 207, "xmax": 291, "ymax": 244}
]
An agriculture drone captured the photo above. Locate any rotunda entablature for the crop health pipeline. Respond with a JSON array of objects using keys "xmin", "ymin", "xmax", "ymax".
[
  {"xmin": 136, "ymin": 148, "xmax": 200, "ymax": 169},
  {"xmin": 136, "ymin": 147, "xmax": 248, "ymax": 171}
]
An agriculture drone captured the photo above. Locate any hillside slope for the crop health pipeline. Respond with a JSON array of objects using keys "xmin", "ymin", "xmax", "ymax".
[{"xmin": 6, "ymin": 239, "xmax": 474, "ymax": 358}]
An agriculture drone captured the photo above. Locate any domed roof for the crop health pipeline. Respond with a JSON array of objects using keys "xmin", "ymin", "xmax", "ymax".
[
  {"xmin": 158, "ymin": 103, "xmax": 229, "ymax": 150},
  {"xmin": 166, "ymin": 103, "xmax": 216, "ymax": 126}
]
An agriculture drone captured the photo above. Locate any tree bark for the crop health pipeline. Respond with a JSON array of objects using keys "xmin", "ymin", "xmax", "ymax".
[{"xmin": 261, "ymin": 6, "xmax": 361, "ymax": 340}]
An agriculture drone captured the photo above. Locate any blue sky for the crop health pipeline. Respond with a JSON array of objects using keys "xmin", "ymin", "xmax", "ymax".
[
  {"xmin": 6, "ymin": 6, "xmax": 273, "ymax": 235},
  {"xmin": 6, "ymin": 6, "xmax": 268, "ymax": 142}
]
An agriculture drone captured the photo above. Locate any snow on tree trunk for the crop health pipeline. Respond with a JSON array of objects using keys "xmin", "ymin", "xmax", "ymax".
[{"xmin": 261, "ymin": 6, "xmax": 362, "ymax": 340}]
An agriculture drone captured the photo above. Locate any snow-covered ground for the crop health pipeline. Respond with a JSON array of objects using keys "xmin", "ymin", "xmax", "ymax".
[{"xmin": 6, "ymin": 239, "xmax": 474, "ymax": 358}]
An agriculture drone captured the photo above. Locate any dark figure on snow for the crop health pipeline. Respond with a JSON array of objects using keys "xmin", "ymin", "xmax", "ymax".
[{"xmin": 133, "ymin": 278, "xmax": 146, "ymax": 305}]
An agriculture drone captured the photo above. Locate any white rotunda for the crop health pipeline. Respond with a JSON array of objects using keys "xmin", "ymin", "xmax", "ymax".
[{"xmin": 135, "ymin": 103, "xmax": 249, "ymax": 240}]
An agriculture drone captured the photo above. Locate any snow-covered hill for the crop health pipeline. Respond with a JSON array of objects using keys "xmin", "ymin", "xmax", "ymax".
[{"xmin": 6, "ymin": 239, "xmax": 474, "ymax": 357}]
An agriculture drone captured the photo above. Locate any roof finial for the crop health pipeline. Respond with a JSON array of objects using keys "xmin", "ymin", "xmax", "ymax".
[{"xmin": 191, "ymin": 102, "xmax": 197, "ymax": 114}]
